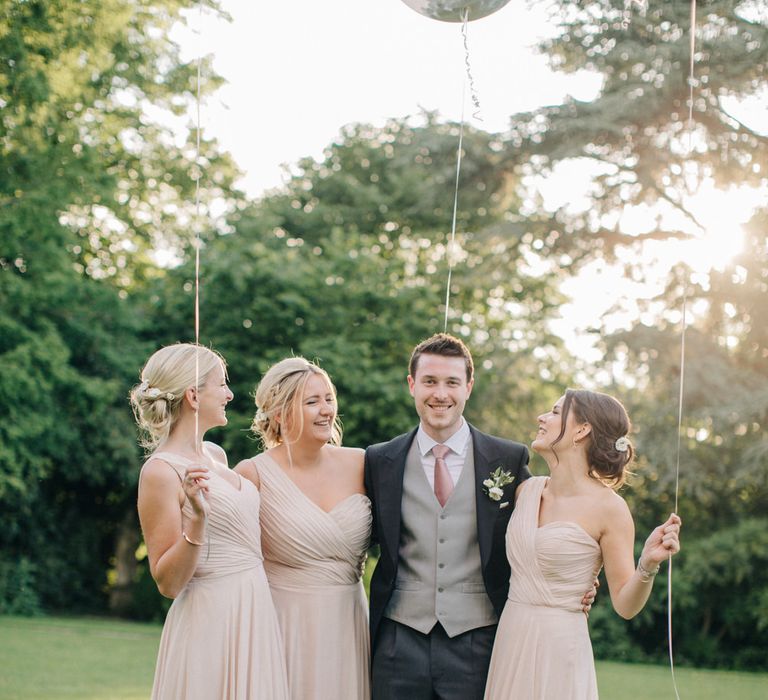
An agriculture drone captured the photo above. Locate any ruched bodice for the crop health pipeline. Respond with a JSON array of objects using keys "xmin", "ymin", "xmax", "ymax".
[
  {"xmin": 253, "ymin": 452, "xmax": 372, "ymax": 700},
  {"xmin": 256, "ymin": 453, "xmax": 371, "ymax": 588},
  {"xmin": 485, "ymin": 476, "xmax": 603, "ymax": 700},
  {"xmin": 506, "ymin": 476, "xmax": 602, "ymax": 611},
  {"xmin": 154, "ymin": 451, "xmax": 266, "ymax": 581},
  {"xmin": 147, "ymin": 445, "xmax": 289, "ymax": 700}
]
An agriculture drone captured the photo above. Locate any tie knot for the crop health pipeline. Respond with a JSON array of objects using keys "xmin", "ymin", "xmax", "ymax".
[{"xmin": 432, "ymin": 444, "xmax": 450, "ymax": 460}]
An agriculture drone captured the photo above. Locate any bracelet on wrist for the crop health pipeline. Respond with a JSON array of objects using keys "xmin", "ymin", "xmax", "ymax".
[
  {"xmin": 182, "ymin": 531, "xmax": 205, "ymax": 547},
  {"xmin": 637, "ymin": 559, "xmax": 660, "ymax": 582}
]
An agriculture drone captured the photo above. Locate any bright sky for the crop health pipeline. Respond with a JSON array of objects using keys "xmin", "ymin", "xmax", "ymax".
[
  {"xmin": 181, "ymin": 0, "xmax": 601, "ymax": 196},
  {"xmin": 176, "ymin": 0, "xmax": 764, "ymax": 367}
]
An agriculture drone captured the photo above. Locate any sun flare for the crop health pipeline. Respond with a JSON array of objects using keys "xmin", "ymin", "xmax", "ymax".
[
  {"xmin": 620, "ymin": 180, "xmax": 760, "ymax": 274},
  {"xmin": 678, "ymin": 185, "xmax": 750, "ymax": 273}
]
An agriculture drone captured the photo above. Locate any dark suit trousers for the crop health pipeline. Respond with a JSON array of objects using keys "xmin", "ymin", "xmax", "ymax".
[{"xmin": 372, "ymin": 618, "xmax": 497, "ymax": 700}]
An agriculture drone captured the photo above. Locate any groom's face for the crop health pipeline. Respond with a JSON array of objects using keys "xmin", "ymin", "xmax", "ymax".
[{"xmin": 407, "ymin": 353, "xmax": 474, "ymax": 442}]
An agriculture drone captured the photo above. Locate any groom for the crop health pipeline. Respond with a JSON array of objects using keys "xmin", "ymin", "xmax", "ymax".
[{"xmin": 364, "ymin": 333, "xmax": 531, "ymax": 700}]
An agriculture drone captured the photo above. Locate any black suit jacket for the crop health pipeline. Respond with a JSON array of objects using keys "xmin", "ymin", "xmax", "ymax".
[{"xmin": 364, "ymin": 423, "xmax": 531, "ymax": 649}]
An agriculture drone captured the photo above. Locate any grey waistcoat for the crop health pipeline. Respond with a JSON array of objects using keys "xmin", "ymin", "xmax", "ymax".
[{"xmin": 383, "ymin": 437, "xmax": 498, "ymax": 637}]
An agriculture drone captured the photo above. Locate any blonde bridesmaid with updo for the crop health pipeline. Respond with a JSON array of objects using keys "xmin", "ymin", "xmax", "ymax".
[
  {"xmin": 236, "ymin": 357, "xmax": 372, "ymax": 700},
  {"xmin": 131, "ymin": 343, "xmax": 288, "ymax": 700}
]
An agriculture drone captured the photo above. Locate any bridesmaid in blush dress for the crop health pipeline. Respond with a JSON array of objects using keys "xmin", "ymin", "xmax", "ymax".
[
  {"xmin": 237, "ymin": 357, "xmax": 372, "ymax": 700},
  {"xmin": 484, "ymin": 389, "xmax": 681, "ymax": 700},
  {"xmin": 132, "ymin": 344, "xmax": 289, "ymax": 700}
]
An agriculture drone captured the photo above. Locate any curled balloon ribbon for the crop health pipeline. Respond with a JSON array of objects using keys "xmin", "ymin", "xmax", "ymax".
[
  {"xmin": 443, "ymin": 8, "xmax": 484, "ymax": 331},
  {"xmin": 460, "ymin": 8, "xmax": 483, "ymax": 122}
]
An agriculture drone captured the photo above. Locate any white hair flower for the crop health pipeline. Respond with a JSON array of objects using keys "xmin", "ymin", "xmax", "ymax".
[
  {"xmin": 615, "ymin": 436, "xmax": 630, "ymax": 452},
  {"xmin": 138, "ymin": 380, "xmax": 170, "ymax": 401}
]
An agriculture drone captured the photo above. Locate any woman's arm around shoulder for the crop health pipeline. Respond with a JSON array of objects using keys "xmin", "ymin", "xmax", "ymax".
[
  {"xmin": 138, "ymin": 457, "xmax": 209, "ymax": 599},
  {"xmin": 234, "ymin": 456, "xmax": 261, "ymax": 490}
]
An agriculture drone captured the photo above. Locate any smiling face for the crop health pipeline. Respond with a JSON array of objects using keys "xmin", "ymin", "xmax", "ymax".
[
  {"xmin": 532, "ymin": 395, "xmax": 566, "ymax": 455},
  {"xmin": 197, "ymin": 362, "xmax": 234, "ymax": 429},
  {"xmin": 283, "ymin": 372, "xmax": 337, "ymax": 445},
  {"xmin": 532, "ymin": 394, "xmax": 590, "ymax": 458},
  {"xmin": 408, "ymin": 353, "xmax": 473, "ymax": 443}
]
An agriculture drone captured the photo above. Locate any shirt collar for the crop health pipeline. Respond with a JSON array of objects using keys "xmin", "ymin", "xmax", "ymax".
[{"xmin": 416, "ymin": 418, "xmax": 470, "ymax": 457}]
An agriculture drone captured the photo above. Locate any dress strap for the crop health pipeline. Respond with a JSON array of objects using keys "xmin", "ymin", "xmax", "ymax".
[
  {"xmin": 518, "ymin": 476, "xmax": 547, "ymax": 521},
  {"xmin": 148, "ymin": 451, "xmax": 187, "ymax": 483}
]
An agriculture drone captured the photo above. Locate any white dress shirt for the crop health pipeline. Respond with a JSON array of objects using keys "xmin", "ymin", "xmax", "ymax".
[{"xmin": 416, "ymin": 418, "xmax": 471, "ymax": 490}]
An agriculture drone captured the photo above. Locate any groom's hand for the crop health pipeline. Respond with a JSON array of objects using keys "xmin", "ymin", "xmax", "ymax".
[{"xmin": 581, "ymin": 577, "xmax": 600, "ymax": 616}]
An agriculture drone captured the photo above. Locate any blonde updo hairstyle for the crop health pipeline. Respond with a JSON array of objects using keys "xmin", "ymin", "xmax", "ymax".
[
  {"xmin": 252, "ymin": 357, "xmax": 342, "ymax": 449},
  {"xmin": 130, "ymin": 343, "xmax": 226, "ymax": 452}
]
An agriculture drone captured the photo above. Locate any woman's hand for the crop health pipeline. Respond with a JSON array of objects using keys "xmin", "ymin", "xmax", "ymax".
[
  {"xmin": 138, "ymin": 459, "xmax": 210, "ymax": 598},
  {"xmin": 183, "ymin": 466, "xmax": 211, "ymax": 518},
  {"xmin": 640, "ymin": 513, "xmax": 681, "ymax": 568},
  {"xmin": 580, "ymin": 577, "xmax": 600, "ymax": 616}
]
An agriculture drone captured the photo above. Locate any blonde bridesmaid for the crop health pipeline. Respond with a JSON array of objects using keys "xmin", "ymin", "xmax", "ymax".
[
  {"xmin": 236, "ymin": 357, "xmax": 372, "ymax": 700},
  {"xmin": 132, "ymin": 343, "xmax": 289, "ymax": 700}
]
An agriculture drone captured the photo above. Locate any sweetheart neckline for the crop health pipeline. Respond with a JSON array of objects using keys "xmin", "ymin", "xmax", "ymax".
[
  {"xmin": 259, "ymin": 453, "xmax": 370, "ymax": 515},
  {"xmin": 536, "ymin": 520, "xmax": 600, "ymax": 547}
]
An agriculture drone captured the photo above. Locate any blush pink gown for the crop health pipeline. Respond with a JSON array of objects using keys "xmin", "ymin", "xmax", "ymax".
[
  {"xmin": 254, "ymin": 453, "xmax": 372, "ymax": 700},
  {"xmin": 148, "ymin": 447, "xmax": 289, "ymax": 700},
  {"xmin": 484, "ymin": 476, "xmax": 603, "ymax": 700}
]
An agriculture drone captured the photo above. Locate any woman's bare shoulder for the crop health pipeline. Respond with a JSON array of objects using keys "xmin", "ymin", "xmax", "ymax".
[
  {"xmin": 595, "ymin": 487, "xmax": 633, "ymax": 528},
  {"xmin": 204, "ymin": 440, "xmax": 228, "ymax": 467},
  {"xmin": 330, "ymin": 445, "xmax": 364, "ymax": 464}
]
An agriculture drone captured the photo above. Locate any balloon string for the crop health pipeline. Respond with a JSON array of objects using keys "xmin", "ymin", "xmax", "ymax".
[
  {"xmin": 668, "ymin": 283, "xmax": 686, "ymax": 700},
  {"xmin": 674, "ymin": 289, "xmax": 687, "ymax": 518},
  {"xmin": 621, "ymin": 0, "xmax": 647, "ymax": 29},
  {"xmin": 667, "ymin": 3, "xmax": 697, "ymax": 698},
  {"xmin": 687, "ymin": 0, "xmax": 697, "ymax": 146},
  {"xmin": 667, "ymin": 556, "xmax": 680, "ymax": 700},
  {"xmin": 192, "ymin": 0, "xmax": 211, "ymax": 562},
  {"xmin": 193, "ymin": 1, "xmax": 202, "ymax": 454},
  {"xmin": 460, "ymin": 9, "xmax": 482, "ymax": 122},
  {"xmin": 444, "ymin": 10, "xmax": 471, "ymax": 332}
]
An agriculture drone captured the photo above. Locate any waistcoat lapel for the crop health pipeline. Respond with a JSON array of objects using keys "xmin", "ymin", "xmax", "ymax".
[
  {"xmin": 378, "ymin": 428, "xmax": 417, "ymax": 567},
  {"xmin": 471, "ymin": 426, "xmax": 500, "ymax": 571}
]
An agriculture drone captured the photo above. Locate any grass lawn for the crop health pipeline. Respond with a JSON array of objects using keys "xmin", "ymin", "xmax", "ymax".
[
  {"xmin": 597, "ymin": 660, "xmax": 767, "ymax": 699},
  {"xmin": 0, "ymin": 616, "xmax": 160, "ymax": 700},
  {"xmin": 2, "ymin": 615, "xmax": 766, "ymax": 699}
]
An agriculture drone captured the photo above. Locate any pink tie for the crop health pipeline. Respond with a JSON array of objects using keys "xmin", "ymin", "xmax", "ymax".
[{"xmin": 432, "ymin": 444, "xmax": 454, "ymax": 507}]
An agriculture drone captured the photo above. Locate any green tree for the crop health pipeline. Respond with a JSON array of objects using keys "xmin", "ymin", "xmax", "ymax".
[
  {"xmin": 0, "ymin": 0, "xmax": 239, "ymax": 614},
  {"xmin": 510, "ymin": 0, "xmax": 767, "ymax": 260},
  {"xmin": 142, "ymin": 116, "xmax": 575, "ymax": 464},
  {"xmin": 517, "ymin": 0, "xmax": 768, "ymax": 668}
]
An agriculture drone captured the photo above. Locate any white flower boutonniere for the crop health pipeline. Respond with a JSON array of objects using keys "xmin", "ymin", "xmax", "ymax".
[{"xmin": 482, "ymin": 467, "xmax": 515, "ymax": 502}]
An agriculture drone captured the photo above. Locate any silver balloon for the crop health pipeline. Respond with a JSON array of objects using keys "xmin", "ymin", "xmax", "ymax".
[{"xmin": 400, "ymin": 0, "xmax": 512, "ymax": 22}]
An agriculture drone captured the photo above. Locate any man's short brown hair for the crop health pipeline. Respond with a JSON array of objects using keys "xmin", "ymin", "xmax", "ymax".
[{"xmin": 408, "ymin": 333, "xmax": 474, "ymax": 383}]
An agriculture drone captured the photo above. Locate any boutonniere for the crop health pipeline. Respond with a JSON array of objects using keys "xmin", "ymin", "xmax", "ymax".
[{"xmin": 483, "ymin": 467, "xmax": 515, "ymax": 502}]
